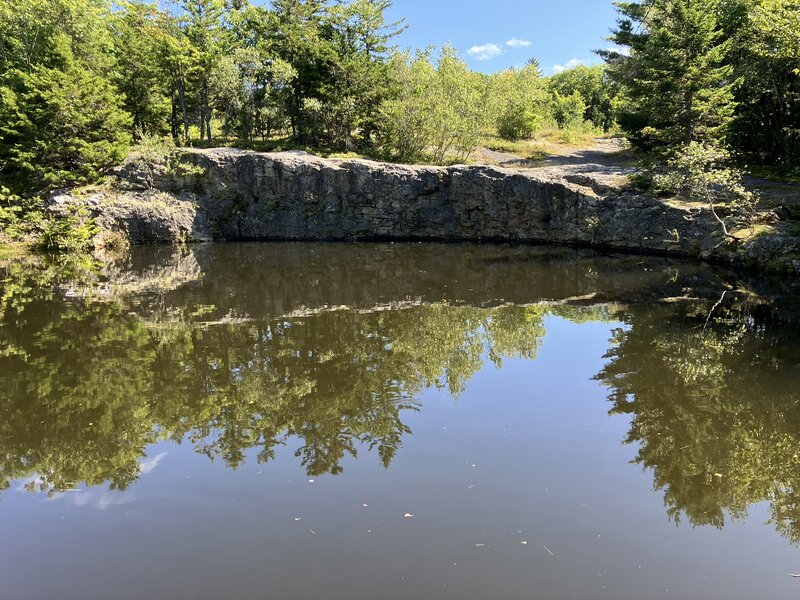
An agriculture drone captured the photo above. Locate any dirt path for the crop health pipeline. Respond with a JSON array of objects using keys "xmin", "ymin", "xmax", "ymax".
[
  {"xmin": 474, "ymin": 139, "xmax": 800, "ymax": 207},
  {"xmin": 473, "ymin": 138, "xmax": 634, "ymax": 170}
]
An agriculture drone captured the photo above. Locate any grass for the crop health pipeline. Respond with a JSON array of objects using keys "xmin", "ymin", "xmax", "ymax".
[
  {"xmin": 480, "ymin": 136, "xmax": 549, "ymax": 161},
  {"xmin": 0, "ymin": 242, "xmax": 31, "ymax": 261},
  {"xmin": 536, "ymin": 126, "xmax": 606, "ymax": 147}
]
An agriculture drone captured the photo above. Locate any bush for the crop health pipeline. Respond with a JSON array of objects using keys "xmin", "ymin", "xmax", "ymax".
[
  {"xmin": 379, "ymin": 46, "xmax": 485, "ymax": 165},
  {"xmin": 29, "ymin": 206, "xmax": 98, "ymax": 253},
  {"xmin": 655, "ymin": 142, "xmax": 759, "ymax": 237},
  {"xmin": 497, "ymin": 104, "xmax": 540, "ymax": 141},
  {"xmin": 551, "ymin": 91, "xmax": 587, "ymax": 130}
]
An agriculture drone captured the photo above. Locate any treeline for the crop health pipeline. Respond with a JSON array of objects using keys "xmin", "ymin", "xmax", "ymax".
[
  {"xmin": 1, "ymin": 0, "xmax": 796, "ymax": 206},
  {"xmin": 0, "ymin": 0, "xmax": 616, "ymax": 196},
  {"xmin": 602, "ymin": 0, "xmax": 800, "ymax": 171}
]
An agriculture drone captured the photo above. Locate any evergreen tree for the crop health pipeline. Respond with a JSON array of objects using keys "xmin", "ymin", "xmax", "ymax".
[
  {"xmin": 323, "ymin": 0, "xmax": 405, "ymax": 149},
  {"xmin": 0, "ymin": 40, "xmax": 131, "ymax": 190},
  {"xmin": 0, "ymin": 0, "xmax": 131, "ymax": 192},
  {"xmin": 179, "ymin": 0, "xmax": 228, "ymax": 142},
  {"xmin": 111, "ymin": 1, "xmax": 173, "ymax": 140},
  {"xmin": 266, "ymin": 0, "xmax": 333, "ymax": 141},
  {"xmin": 600, "ymin": 0, "xmax": 736, "ymax": 153}
]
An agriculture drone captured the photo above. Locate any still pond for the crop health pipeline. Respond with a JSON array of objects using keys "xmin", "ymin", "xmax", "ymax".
[{"xmin": 1, "ymin": 243, "xmax": 799, "ymax": 599}]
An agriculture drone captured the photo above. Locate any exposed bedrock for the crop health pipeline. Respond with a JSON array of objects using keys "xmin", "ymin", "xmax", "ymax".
[{"xmin": 51, "ymin": 148, "xmax": 800, "ymax": 273}]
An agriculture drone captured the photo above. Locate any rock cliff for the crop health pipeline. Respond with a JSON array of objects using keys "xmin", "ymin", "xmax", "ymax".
[{"xmin": 51, "ymin": 147, "xmax": 800, "ymax": 273}]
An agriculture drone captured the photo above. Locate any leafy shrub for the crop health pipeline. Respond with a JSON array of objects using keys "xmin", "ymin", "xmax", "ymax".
[
  {"xmin": 497, "ymin": 105, "xmax": 541, "ymax": 141},
  {"xmin": 551, "ymin": 91, "xmax": 588, "ymax": 130},
  {"xmin": 655, "ymin": 142, "xmax": 759, "ymax": 237},
  {"xmin": 29, "ymin": 206, "xmax": 98, "ymax": 253}
]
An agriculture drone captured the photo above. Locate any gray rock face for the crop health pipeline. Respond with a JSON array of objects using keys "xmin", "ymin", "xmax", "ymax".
[{"xmin": 58, "ymin": 147, "xmax": 799, "ymax": 273}]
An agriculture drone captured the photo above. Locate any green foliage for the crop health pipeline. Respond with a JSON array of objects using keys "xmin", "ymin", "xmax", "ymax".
[
  {"xmin": 725, "ymin": 0, "xmax": 800, "ymax": 168},
  {"xmin": 548, "ymin": 64, "xmax": 618, "ymax": 131},
  {"xmin": 0, "ymin": 258, "xmax": 550, "ymax": 487},
  {"xmin": 496, "ymin": 105, "xmax": 540, "ymax": 142},
  {"xmin": 550, "ymin": 90, "xmax": 588, "ymax": 130},
  {"xmin": 0, "ymin": 0, "xmax": 795, "ymax": 197},
  {"xmin": 655, "ymin": 141, "xmax": 758, "ymax": 237},
  {"xmin": 0, "ymin": 59, "xmax": 132, "ymax": 190},
  {"xmin": 597, "ymin": 298, "xmax": 800, "ymax": 542},
  {"xmin": 491, "ymin": 65, "xmax": 548, "ymax": 141},
  {"xmin": 110, "ymin": 0, "xmax": 174, "ymax": 140},
  {"xmin": 602, "ymin": 0, "xmax": 736, "ymax": 153},
  {"xmin": 750, "ymin": 0, "xmax": 800, "ymax": 63},
  {"xmin": 0, "ymin": 0, "xmax": 131, "ymax": 194},
  {"xmin": 379, "ymin": 46, "xmax": 485, "ymax": 164},
  {"xmin": 29, "ymin": 206, "xmax": 98, "ymax": 252}
]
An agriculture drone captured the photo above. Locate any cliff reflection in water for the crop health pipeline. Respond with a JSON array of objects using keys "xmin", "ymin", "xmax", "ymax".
[{"xmin": 2, "ymin": 244, "xmax": 800, "ymax": 542}]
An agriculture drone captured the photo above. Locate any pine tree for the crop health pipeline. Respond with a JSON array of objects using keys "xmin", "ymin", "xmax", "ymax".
[
  {"xmin": 323, "ymin": 0, "xmax": 405, "ymax": 148},
  {"xmin": 180, "ymin": 0, "xmax": 228, "ymax": 142},
  {"xmin": 266, "ymin": 0, "xmax": 332, "ymax": 141},
  {"xmin": 0, "ymin": 1, "xmax": 131, "ymax": 192},
  {"xmin": 600, "ymin": 0, "xmax": 736, "ymax": 153},
  {"xmin": 111, "ymin": 1, "xmax": 174, "ymax": 140},
  {"xmin": 0, "ymin": 42, "xmax": 131, "ymax": 189}
]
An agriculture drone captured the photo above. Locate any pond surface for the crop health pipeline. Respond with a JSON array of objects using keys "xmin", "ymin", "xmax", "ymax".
[{"xmin": 1, "ymin": 243, "xmax": 800, "ymax": 599}]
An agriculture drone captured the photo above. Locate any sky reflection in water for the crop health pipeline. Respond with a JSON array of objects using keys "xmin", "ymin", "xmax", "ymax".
[{"xmin": 1, "ymin": 243, "xmax": 799, "ymax": 599}]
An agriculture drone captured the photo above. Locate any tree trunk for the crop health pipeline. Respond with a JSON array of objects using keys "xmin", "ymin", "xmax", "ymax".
[
  {"xmin": 684, "ymin": 90, "xmax": 694, "ymax": 147},
  {"xmin": 178, "ymin": 78, "xmax": 189, "ymax": 143}
]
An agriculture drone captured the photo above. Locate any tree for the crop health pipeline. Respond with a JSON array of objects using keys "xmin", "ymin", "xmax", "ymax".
[
  {"xmin": 0, "ymin": 0, "xmax": 131, "ymax": 192},
  {"xmin": 727, "ymin": 0, "xmax": 800, "ymax": 167},
  {"xmin": 655, "ymin": 141, "xmax": 758, "ymax": 237},
  {"xmin": 379, "ymin": 46, "xmax": 485, "ymax": 164},
  {"xmin": 322, "ymin": 0, "xmax": 405, "ymax": 149},
  {"xmin": 548, "ymin": 64, "xmax": 618, "ymax": 131},
  {"xmin": 550, "ymin": 90, "xmax": 588, "ymax": 130},
  {"xmin": 0, "ymin": 52, "xmax": 132, "ymax": 189},
  {"xmin": 111, "ymin": 1, "xmax": 173, "ymax": 140},
  {"xmin": 600, "ymin": 0, "xmax": 736, "ymax": 153},
  {"xmin": 750, "ymin": 0, "xmax": 800, "ymax": 62},
  {"xmin": 266, "ymin": 0, "xmax": 333, "ymax": 142},
  {"xmin": 491, "ymin": 64, "xmax": 548, "ymax": 141},
  {"xmin": 179, "ymin": 0, "xmax": 228, "ymax": 142}
]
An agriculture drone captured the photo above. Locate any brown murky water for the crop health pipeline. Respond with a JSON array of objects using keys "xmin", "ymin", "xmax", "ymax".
[{"xmin": 1, "ymin": 243, "xmax": 799, "ymax": 599}]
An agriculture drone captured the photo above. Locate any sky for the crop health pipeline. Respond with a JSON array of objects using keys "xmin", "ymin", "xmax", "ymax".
[{"xmin": 383, "ymin": 0, "xmax": 622, "ymax": 74}]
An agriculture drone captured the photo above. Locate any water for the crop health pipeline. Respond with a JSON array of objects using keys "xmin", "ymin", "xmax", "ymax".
[{"xmin": 1, "ymin": 243, "xmax": 799, "ymax": 599}]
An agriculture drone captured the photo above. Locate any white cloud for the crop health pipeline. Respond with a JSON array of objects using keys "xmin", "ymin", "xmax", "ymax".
[
  {"xmin": 607, "ymin": 46, "xmax": 630, "ymax": 56},
  {"xmin": 506, "ymin": 38, "xmax": 531, "ymax": 48},
  {"xmin": 139, "ymin": 452, "xmax": 168, "ymax": 475},
  {"xmin": 47, "ymin": 488, "xmax": 133, "ymax": 510},
  {"xmin": 552, "ymin": 58, "xmax": 586, "ymax": 74},
  {"xmin": 467, "ymin": 43, "xmax": 503, "ymax": 61}
]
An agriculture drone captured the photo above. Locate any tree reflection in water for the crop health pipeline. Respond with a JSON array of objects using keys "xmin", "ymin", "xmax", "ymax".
[
  {"xmin": 3, "ymin": 245, "xmax": 800, "ymax": 544},
  {"xmin": 596, "ymin": 297, "xmax": 800, "ymax": 543}
]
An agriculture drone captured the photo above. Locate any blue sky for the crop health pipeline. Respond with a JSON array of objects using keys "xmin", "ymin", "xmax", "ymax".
[{"xmin": 383, "ymin": 0, "xmax": 621, "ymax": 74}]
